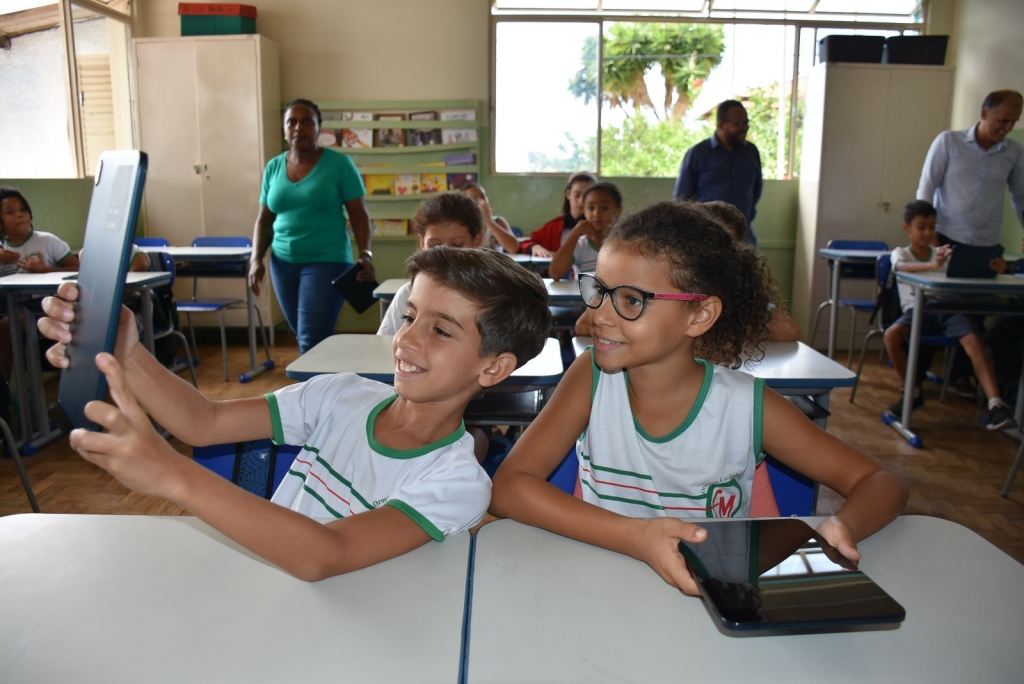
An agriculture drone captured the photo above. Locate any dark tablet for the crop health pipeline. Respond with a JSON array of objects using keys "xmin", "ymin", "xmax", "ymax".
[
  {"xmin": 331, "ymin": 263, "xmax": 379, "ymax": 314},
  {"xmin": 58, "ymin": 150, "xmax": 148, "ymax": 430},
  {"xmin": 945, "ymin": 244, "xmax": 1003, "ymax": 278},
  {"xmin": 678, "ymin": 518, "xmax": 905, "ymax": 635}
]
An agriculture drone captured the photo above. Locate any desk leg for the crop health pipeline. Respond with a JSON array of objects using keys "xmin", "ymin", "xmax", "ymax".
[
  {"xmin": 7, "ymin": 292, "xmax": 30, "ymax": 445},
  {"xmin": 239, "ymin": 286, "xmax": 272, "ymax": 383},
  {"xmin": 12, "ymin": 305, "xmax": 62, "ymax": 452},
  {"xmin": 828, "ymin": 260, "xmax": 840, "ymax": 359},
  {"xmin": 140, "ymin": 285, "xmax": 155, "ymax": 355},
  {"xmin": 883, "ymin": 285, "xmax": 923, "ymax": 448}
]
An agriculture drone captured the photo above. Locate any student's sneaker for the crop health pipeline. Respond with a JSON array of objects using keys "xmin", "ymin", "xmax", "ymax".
[
  {"xmin": 885, "ymin": 388, "xmax": 924, "ymax": 420},
  {"xmin": 985, "ymin": 403, "xmax": 1016, "ymax": 431},
  {"xmin": 947, "ymin": 377, "xmax": 977, "ymax": 399}
]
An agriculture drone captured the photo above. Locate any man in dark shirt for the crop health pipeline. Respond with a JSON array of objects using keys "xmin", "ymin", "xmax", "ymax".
[{"xmin": 673, "ymin": 99, "xmax": 763, "ymax": 247}]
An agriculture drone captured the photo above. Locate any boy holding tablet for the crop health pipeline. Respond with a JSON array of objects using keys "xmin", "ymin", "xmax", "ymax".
[{"xmin": 39, "ymin": 247, "xmax": 551, "ymax": 581}]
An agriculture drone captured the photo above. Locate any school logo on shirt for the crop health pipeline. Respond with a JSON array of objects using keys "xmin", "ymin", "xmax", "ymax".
[{"xmin": 709, "ymin": 481, "xmax": 743, "ymax": 518}]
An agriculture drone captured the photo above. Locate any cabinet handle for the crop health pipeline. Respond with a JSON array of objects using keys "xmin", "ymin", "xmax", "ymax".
[
  {"xmin": 878, "ymin": 201, "xmax": 891, "ymax": 211},
  {"xmin": 193, "ymin": 164, "xmax": 201, "ymax": 174}
]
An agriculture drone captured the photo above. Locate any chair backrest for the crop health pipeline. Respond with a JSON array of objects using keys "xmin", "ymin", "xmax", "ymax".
[
  {"xmin": 152, "ymin": 251, "xmax": 176, "ymax": 287},
  {"xmin": 134, "ymin": 237, "xmax": 169, "ymax": 247},
  {"xmin": 1014, "ymin": 258, "xmax": 1024, "ymax": 275},
  {"xmin": 191, "ymin": 236, "xmax": 252, "ymax": 248},
  {"xmin": 827, "ymin": 239, "xmax": 889, "ymax": 279},
  {"xmin": 873, "ymin": 254, "xmax": 903, "ymax": 328}
]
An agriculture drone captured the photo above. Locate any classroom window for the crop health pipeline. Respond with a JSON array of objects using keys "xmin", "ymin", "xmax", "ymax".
[{"xmin": 491, "ymin": 2, "xmax": 923, "ymax": 178}]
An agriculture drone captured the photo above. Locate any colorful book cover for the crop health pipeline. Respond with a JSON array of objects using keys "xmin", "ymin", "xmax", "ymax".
[
  {"xmin": 443, "ymin": 151, "xmax": 476, "ymax": 166},
  {"xmin": 374, "ymin": 113, "xmax": 406, "ymax": 148},
  {"xmin": 407, "ymin": 110, "xmax": 442, "ymax": 146},
  {"xmin": 419, "ymin": 173, "xmax": 448, "ymax": 194},
  {"xmin": 372, "ymin": 219, "xmax": 409, "ymax": 237},
  {"xmin": 340, "ymin": 111, "xmax": 372, "ymax": 149},
  {"xmin": 447, "ymin": 173, "xmax": 477, "ymax": 190},
  {"xmin": 394, "ymin": 174, "xmax": 420, "ymax": 196},
  {"xmin": 364, "ymin": 174, "xmax": 395, "ymax": 196},
  {"xmin": 440, "ymin": 109, "xmax": 477, "ymax": 145},
  {"xmin": 317, "ymin": 130, "xmax": 338, "ymax": 147}
]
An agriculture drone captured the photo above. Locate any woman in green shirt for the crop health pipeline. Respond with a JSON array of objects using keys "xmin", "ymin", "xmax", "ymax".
[{"xmin": 249, "ymin": 99, "xmax": 375, "ymax": 353}]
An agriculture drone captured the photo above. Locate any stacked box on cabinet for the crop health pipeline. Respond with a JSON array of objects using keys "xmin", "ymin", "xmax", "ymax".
[{"xmin": 178, "ymin": 3, "xmax": 257, "ymax": 35}]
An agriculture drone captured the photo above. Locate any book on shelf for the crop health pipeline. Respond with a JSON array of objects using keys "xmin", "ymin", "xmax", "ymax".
[
  {"xmin": 340, "ymin": 111, "xmax": 373, "ymax": 149},
  {"xmin": 420, "ymin": 173, "xmax": 448, "ymax": 194},
  {"xmin": 447, "ymin": 173, "xmax": 477, "ymax": 190},
  {"xmin": 317, "ymin": 130, "xmax": 338, "ymax": 147},
  {"xmin": 364, "ymin": 174, "xmax": 395, "ymax": 196},
  {"xmin": 440, "ymin": 109, "xmax": 477, "ymax": 145},
  {"xmin": 374, "ymin": 113, "xmax": 406, "ymax": 148},
  {"xmin": 394, "ymin": 174, "xmax": 420, "ymax": 196},
  {"xmin": 371, "ymin": 219, "xmax": 409, "ymax": 237},
  {"xmin": 407, "ymin": 110, "xmax": 442, "ymax": 146},
  {"xmin": 443, "ymin": 151, "xmax": 476, "ymax": 166}
]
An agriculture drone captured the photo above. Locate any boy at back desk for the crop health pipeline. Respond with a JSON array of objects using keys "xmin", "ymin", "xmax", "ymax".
[
  {"xmin": 884, "ymin": 200, "xmax": 1013, "ymax": 430},
  {"xmin": 39, "ymin": 247, "xmax": 551, "ymax": 581}
]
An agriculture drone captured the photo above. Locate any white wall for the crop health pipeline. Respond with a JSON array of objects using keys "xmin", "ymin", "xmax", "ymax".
[
  {"xmin": 136, "ymin": 0, "xmax": 490, "ymax": 102},
  {"xmin": 949, "ymin": 0, "xmax": 1024, "ymax": 128}
]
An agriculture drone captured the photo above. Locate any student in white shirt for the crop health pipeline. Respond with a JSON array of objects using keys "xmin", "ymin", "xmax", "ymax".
[
  {"xmin": 39, "ymin": 247, "xmax": 551, "ymax": 581},
  {"xmin": 548, "ymin": 182, "xmax": 622, "ymax": 280}
]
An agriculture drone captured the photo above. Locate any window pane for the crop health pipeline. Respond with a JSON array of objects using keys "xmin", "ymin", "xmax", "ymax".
[
  {"xmin": 814, "ymin": 0, "xmax": 919, "ymax": 15},
  {"xmin": 712, "ymin": 0, "xmax": 815, "ymax": 11},
  {"xmin": 70, "ymin": 4, "xmax": 135, "ymax": 176},
  {"xmin": 495, "ymin": 0, "xmax": 598, "ymax": 9},
  {"xmin": 494, "ymin": 22, "xmax": 599, "ymax": 173},
  {"xmin": 0, "ymin": 7, "xmax": 77, "ymax": 177},
  {"xmin": 601, "ymin": 0, "xmax": 704, "ymax": 11}
]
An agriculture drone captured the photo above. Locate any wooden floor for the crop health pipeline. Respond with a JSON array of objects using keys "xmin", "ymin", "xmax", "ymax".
[{"xmin": 2, "ymin": 337, "xmax": 1023, "ymax": 564}]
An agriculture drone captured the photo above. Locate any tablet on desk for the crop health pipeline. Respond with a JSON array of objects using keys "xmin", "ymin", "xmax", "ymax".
[
  {"xmin": 678, "ymin": 518, "xmax": 905, "ymax": 635},
  {"xmin": 945, "ymin": 245, "xmax": 1003, "ymax": 278},
  {"xmin": 58, "ymin": 150, "xmax": 147, "ymax": 430}
]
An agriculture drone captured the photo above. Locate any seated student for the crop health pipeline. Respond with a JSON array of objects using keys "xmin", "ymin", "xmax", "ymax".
[
  {"xmin": 491, "ymin": 201, "xmax": 907, "ymax": 596},
  {"xmin": 702, "ymin": 200, "xmax": 800, "ymax": 342},
  {"xmin": 522, "ymin": 172, "xmax": 597, "ymax": 258},
  {"xmin": 39, "ymin": 247, "xmax": 551, "ymax": 581},
  {"xmin": 79, "ymin": 244, "xmax": 151, "ymax": 272},
  {"xmin": 884, "ymin": 200, "xmax": 1013, "ymax": 430},
  {"xmin": 548, "ymin": 181, "xmax": 622, "ymax": 281},
  {"xmin": 460, "ymin": 183, "xmax": 520, "ymax": 254}
]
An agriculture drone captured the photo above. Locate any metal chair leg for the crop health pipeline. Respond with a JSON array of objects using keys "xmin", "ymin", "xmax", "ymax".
[
  {"xmin": 938, "ymin": 346, "xmax": 956, "ymax": 404},
  {"xmin": 254, "ymin": 306, "xmax": 272, "ymax": 362},
  {"xmin": 170, "ymin": 330, "xmax": 198, "ymax": 387},
  {"xmin": 809, "ymin": 299, "xmax": 831, "ymax": 349},
  {"xmin": 1002, "ymin": 439, "xmax": 1024, "ymax": 497},
  {"xmin": 1, "ymin": 417, "xmax": 39, "ymax": 512},
  {"xmin": 219, "ymin": 310, "xmax": 229, "ymax": 382},
  {"xmin": 847, "ymin": 306, "xmax": 858, "ymax": 368},
  {"xmin": 850, "ymin": 328, "xmax": 881, "ymax": 404}
]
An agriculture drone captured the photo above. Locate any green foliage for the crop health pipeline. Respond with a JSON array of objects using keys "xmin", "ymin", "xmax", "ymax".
[{"xmin": 600, "ymin": 112, "xmax": 712, "ymax": 177}]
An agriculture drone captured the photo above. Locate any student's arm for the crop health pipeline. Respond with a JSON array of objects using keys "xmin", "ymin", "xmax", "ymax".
[
  {"xmin": 69, "ymin": 353, "xmax": 430, "ymax": 581},
  {"xmin": 487, "ymin": 215, "xmax": 520, "ymax": 253},
  {"xmin": 130, "ymin": 251, "xmax": 151, "ymax": 272},
  {"xmin": 20, "ymin": 251, "xmax": 79, "ymax": 273},
  {"xmin": 917, "ymin": 133, "xmax": 948, "ymax": 203},
  {"xmin": 548, "ymin": 223, "xmax": 589, "ymax": 280},
  {"xmin": 767, "ymin": 308, "xmax": 799, "ymax": 341},
  {"xmin": 490, "ymin": 352, "xmax": 709, "ymax": 595},
  {"xmin": 524, "ymin": 218, "xmax": 563, "ymax": 257},
  {"xmin": 760, "ymin": 388, "xmax": 908, "ymax": 562},
  {"xmin": 249, "ymin": 204, "xmax": 275, "ymax": 296},
  {"xmin": 893, "ymin": 246, "xmax": 950, "ymax": 274},
  {"xmin": 345, "ymin": 196, "xmax": 376, "ymax": 282}
]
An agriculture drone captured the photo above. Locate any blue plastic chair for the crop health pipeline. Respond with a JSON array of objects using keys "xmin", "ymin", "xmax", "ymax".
[
  {"xmin": 133, "ymin": 237, "xmax": 170, "ymax": 248},
  {"xmin": 176, "ymin": 237, "xmax": 271, "ymax": 382},
  {"xmin": 850, "ymin": 254, "xmax": 957, "ymax": 403},
  {"xmin": 810, "ymin": 239, "xmax": 889, "ymax": 366},
  {"xmin": 149, "ymin": 252, "xmax": 198, "ymax": 387}
]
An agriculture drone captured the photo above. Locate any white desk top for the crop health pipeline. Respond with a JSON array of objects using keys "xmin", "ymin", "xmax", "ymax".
[
  {"xmin": 0, "ymin": 514, "xmax": 470, "ymax": 684},
  {"xmin": 818, "ymin": 248, "xmax": 889, "ymax": 261},
  {"xmin": 373, "ymin": 278, "xmax": 407, "ymax": 300},
  {"xmin": 544, "ymin": 278, "xmax": 581, "ymax": 303},
  {"xmin": 135, "ymin": 246, "xmax": 251, "ymax": 259},
  {"xmin": 467, "ymin": 516, "xmax": 1024, "ymax": 683},
  {"xmin": 0, "ymin": 271, "xmax": 171, "ymax": 290},
  {"xmin": 286, "ymin": 334, "xmax": 565, "ymax": 386},
  {"xmin": 896, "ymin": 271, "xmax": 1024, "ymax": 292},
  {"xmin": 572, "ymin": 338, "xmax": 856, "ymax": 389}
]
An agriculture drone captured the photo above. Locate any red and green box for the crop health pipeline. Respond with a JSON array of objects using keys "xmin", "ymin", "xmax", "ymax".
[{"xmin": 178, "ymin": 4, "xmax": 257, "ymax": 35}]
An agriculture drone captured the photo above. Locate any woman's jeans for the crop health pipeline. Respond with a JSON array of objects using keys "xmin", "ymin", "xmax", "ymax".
[{"xmin": 270, "ymin": 254, "xmax": 348, "ymax": 354}]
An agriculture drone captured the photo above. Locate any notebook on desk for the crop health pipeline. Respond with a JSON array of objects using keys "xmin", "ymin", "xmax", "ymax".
[{"xmin": 945, "ymin": 244, "xmax": 1003, "ymax": 278}]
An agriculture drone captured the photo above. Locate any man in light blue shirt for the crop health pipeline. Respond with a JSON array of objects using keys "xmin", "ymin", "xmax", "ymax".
[{"xmin": 917, "ymin": 90, "xmax": 1024, "ymax": 247}]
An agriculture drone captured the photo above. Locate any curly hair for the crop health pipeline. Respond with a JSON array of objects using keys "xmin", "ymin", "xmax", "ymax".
[
  {"xmin": 410, "ymin": 192, "xmax": 484, "ymax": 239},
  {"xmin": 607, "ymin": 201, "xmax": 777, "ymax": 368}
]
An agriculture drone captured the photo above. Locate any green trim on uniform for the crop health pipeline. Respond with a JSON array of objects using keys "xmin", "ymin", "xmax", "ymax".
[
  {"xmin": 578, "ymin": 345, "xmax": 602, "ymax": 442},
  {"xmin": 366, "ymin": 394, "xmax": 466, "ymax": 458},
  {"xmin": 629, "ymin": 358, "xmax": 713, "ymax": 443},
  {"xmin": 5, "ymin": 228, "xmax": 33, "ymax": 248},
  {"xmin": 56, "ymin": 250, "xmax": 73, "ymax": 264},
  {"xmin": 590, "ymin": 462, "xmax": 654, "ymax": 481},
  {"xmin": 753, "ymin": 377, "xmax": 765, "ymax": 464},
  {"xmin": 581, "ymin": 478, "xmax": 664, "ymax": 510},
  {"xmin": 314, "ymin": 454, "xmax": 374, "ymax": 510},
  {"xmin": 265, "ymin": 393, "xmax": 284, "ymax": 445},
  {"xmin": 302, "ymin": 484, "xmax": 344, "ymax": 519},
  {"xmin": 386, "ymin": 499, "xmax": 444, "ymax": 541}
]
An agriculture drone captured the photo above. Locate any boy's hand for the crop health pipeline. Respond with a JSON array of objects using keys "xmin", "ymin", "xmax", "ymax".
[
  {"xmin": 69, "ymin": 353, "xmax": 185, "ymax": 499},
  {"xmin": 815, "ymin": 515, "xmax": 861, "ymax": 567},
  {"xmin": 633, "ymin": 517, "xmax": 708, "ymax": 596},
  {"xmin": 933, "ymin": 245, "xmax": 952, "ymax": 267},
  {"xmin": 531, "ymin": 245, "xmax": 552, "ymax": 258},
  {"xmin": 38, "ymin": 281, "xmax": 140, "ymax": 369},
  {"xmin": 990, "ymin": 256, "xmax": 1007, "ymax": 274}
]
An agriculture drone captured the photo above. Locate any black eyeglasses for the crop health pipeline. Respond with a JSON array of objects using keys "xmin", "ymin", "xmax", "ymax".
[{"xmin": 578, "ymin": 274, "xmax": 708, "ymax": 321}]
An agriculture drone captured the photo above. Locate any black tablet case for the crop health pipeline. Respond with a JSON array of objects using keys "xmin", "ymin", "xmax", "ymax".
[
  {"xmin": 331, "ymin": 263, "xmax": 379, "ymax": 314},
  {"xmin": 945, "ymin": 245, "xmax": 1003, "ymax": 279},
  {"xmin": 58, "ymin": 150, "xmax": 148, "ymax": 430}
]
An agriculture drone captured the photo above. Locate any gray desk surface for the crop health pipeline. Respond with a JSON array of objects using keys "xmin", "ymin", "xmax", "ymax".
[
  {"xmin": 572, "ymin": 338, "xmax": 856, "ymax": 389},
  {"xmin": 895, "ymin": 271, "xmax": 1024, "ymax": 292},
  {"xmin": 0, "ymin": 271, "xmax": 171, "ymax": 290},
  {"xmin": 818, "ymin": 248, "xmax": 889, "ymax": 261},
  {"xmin": 467, "ymin": 516, "xmax": 1024, "ymax": 683},
  {"xmin": 0, "ymin": 514, "xmax": 470, "ymax": 684},
  {"xmin": 286, "ymin": 334, "xmax": 565, "ymax": 385}
]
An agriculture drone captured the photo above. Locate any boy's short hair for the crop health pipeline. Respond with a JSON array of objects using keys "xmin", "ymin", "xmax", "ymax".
[
  {"xmin": 583, "ymin": 181, "xmax": 623, "ymax": 208},
  {"xmin": 903, "ymin": 200, "xmax": 936, "ymax": 224},
  {"xmin": 407, "ymin": 247, "xmax": 551, "ymax": 367},
  {"xmin": 702, "ymin": 201, "xmax": 748, "ymax": 242},
  {"xmin": 410, "ymin": 193, "xmax": 484, "ymax": 238}
]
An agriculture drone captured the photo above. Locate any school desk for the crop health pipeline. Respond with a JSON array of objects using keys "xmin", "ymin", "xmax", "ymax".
[
  {"xmin": 0, "ymin": 514, "xmax": 471, "ymax": 684},
  {"xmin": 285, "ymin": 334, "xmax": 564, "ymax": 388},
  {"xmin": 817, "ymin": 248, "xmax": 889, "ymax": 359},
  {"xmin": 571, "ymin": 339, "xmax": 856, "ymax": 515},
  {"xmin": 0, "ymin": 271, "xmax": 171, "ymax": 452},
  {"xmin": 888, "ymin": 271, "xmax": 1024, "ymax": 449},
  {"xmin": 137, "ymin": 244, "xmax": 272, "ymax": 383},
  {"xmin": 466, "ymin": 516, "xmax": 1024, "ymax": 683}
]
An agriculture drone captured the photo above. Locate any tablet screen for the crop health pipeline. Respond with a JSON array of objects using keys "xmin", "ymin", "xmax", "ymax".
[{"xmin": 678, "ymin": 519, "xmax": 905, "ymax": 633}]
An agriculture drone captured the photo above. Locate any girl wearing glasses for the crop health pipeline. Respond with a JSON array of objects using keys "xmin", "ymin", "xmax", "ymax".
[{"xmin": 491, "ymin": 201, "xmax": 907, "ymax": 597}]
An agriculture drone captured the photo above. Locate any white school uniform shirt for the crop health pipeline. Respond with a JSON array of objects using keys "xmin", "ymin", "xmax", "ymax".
[
  {"xmin": 0, "ymin": 230, "xmax": 73, "ymax": 277},
  {"xmin": 377, "ymin": 280, "xmax": 411, "ymax": 335},
  {"xmin": 578, "ymin": 352, "xmax": 764, "ymax": 519},
  {"xmin": 890, "ymin": 245, "xmax": 944, "ymax": 313},
  {"xmin": 572, "ymin": 236, "xmax": 600, "ymax": 274},
  {"xmin": 267, "ymin": 373, "xmax": 490, "ymax": 540}
]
